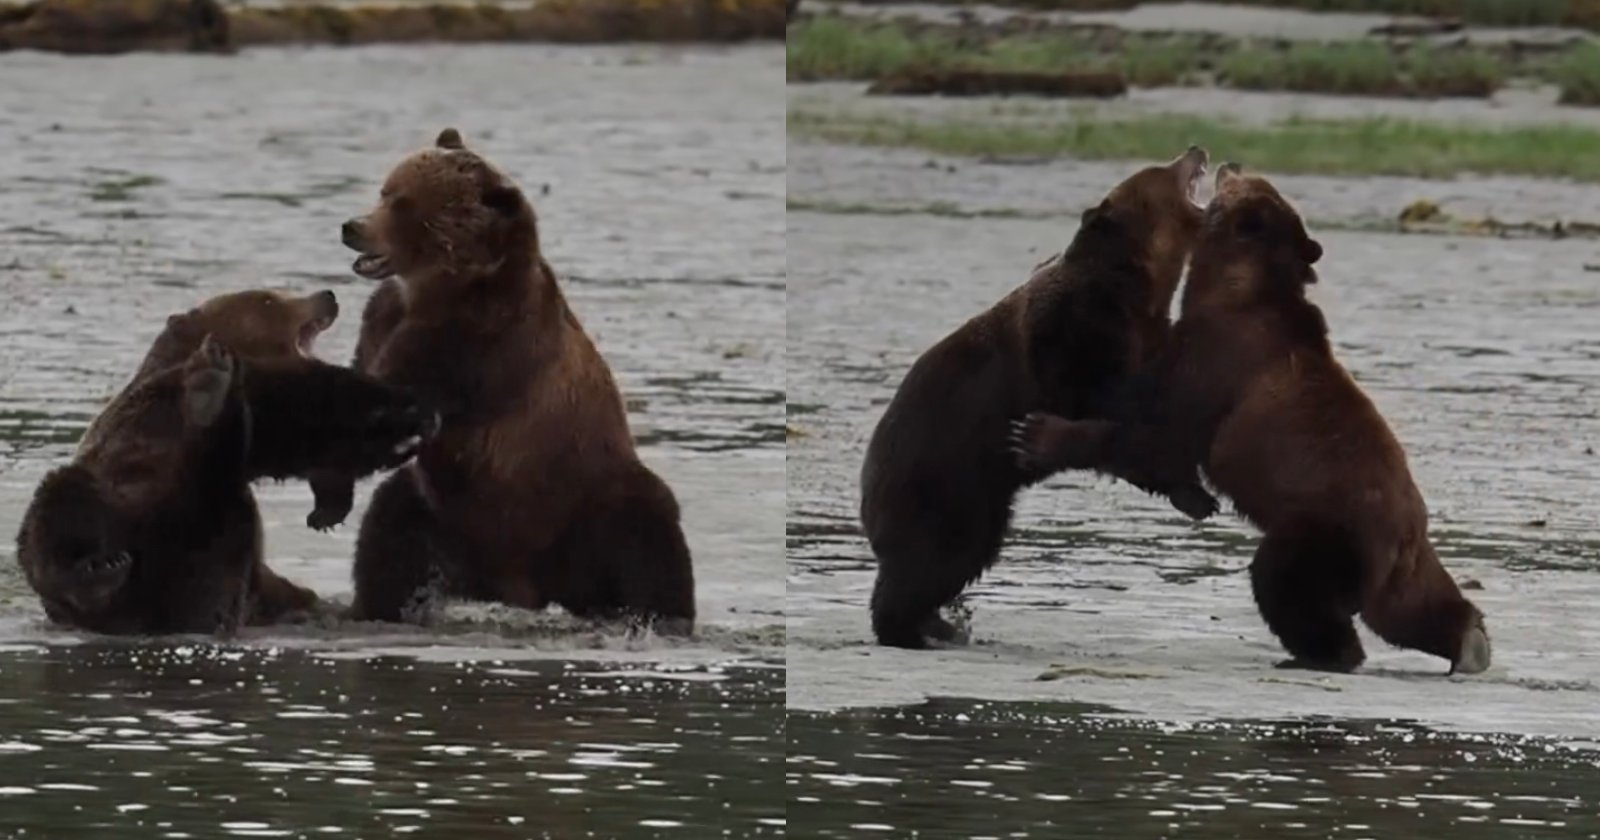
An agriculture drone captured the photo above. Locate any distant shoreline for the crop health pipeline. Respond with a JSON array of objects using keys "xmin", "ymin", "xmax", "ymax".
[{"xmin": 0, "ymin": 0, "xmax": 785, "ymax": 55}]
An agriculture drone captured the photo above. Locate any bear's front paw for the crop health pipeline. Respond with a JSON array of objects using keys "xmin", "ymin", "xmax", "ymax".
[
  {"xmin": 61, "ymin": 550, "xmax": 134, "ymax": 612},
  {"xmin": 183, "ymin": 336, "xmax": 236, "ymax": 428},
  {"xmin": 306, "ymin": 501, "xmax": 351, "ymax": 532},
  {"xmin": 1008, "ymin": 412, "xmax": 1062, "ymax": 475},
  {"xmin": 306, "ymin": 475, "xmax": 355, "ymax": 532},
  {"xmin": 1168, "ymin": 482, "xmax": 1219, "ymax": 521},
  {"xmin": 367, "ymin": 403, "xmax": 441, "ymax": 464}
]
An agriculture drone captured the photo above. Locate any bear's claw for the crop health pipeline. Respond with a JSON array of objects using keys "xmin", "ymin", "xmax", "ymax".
[
  {"xmin": 1008, "ymin": 414, "xmax": 1048, "ymax": 473},
  {"xmin": 81, "ymin": 550, "xmax": 133, "ymax": 578},
  {"xmin": 183, "ymin": 336, "xmax": 237, "ymax": 428},
  {"xmin": 1451, "ymin": 624, "xmax": 1491, "ymax": 675}
]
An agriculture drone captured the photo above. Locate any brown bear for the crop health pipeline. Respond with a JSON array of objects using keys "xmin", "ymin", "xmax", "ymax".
[
  {"xmin": 339, "ymin": 128, "xmax": 695, "ymax": 634},
  {"xmin": 1011, "ymin": 164, "xmax": 1491, "ymax": 675},
  {"xmin": 15, "ymin": 289, "xmax": 435, "ymax": 634},
  {"xmin": 859, "ymin": 146, "xmax": 1219, "ymax": 650}
]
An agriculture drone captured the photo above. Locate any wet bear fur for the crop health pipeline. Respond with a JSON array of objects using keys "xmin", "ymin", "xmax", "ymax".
[
  {"xmin": 1012, "ymin": 165, "xmax": 1491, "ymax": 675},
  {"xmin": 859, "ymin": 147, "xmax": 1218, "ymax": 650},
  {"xmin": 340, "ymin": 128, "xmax": 695, "ymax": 633},
  {"xmin": 15, "ymin": 290, "xmax": 435, "ymax": 634}
]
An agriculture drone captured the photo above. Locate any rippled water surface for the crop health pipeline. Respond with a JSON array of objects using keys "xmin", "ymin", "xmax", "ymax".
[
  {"xmin": 789, "ymin": 699, "xmax": 1600, "ymax": 838},
  {"xmin": 0, "ymin": 645, "xmax": 782, "ymax": 837},
  {"xmin": 0, "ymin": 43, "xmax": 783, "ymax": 828},
  {"xmin": 787, "ymin": 139, "xmax": 1600, "ymax": 801}
]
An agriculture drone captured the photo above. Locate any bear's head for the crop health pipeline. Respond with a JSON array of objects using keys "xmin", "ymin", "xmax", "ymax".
[
  {"xmin": 172, "ymin": 289, "xmax": 339, "ymax": 361},
  {"xmin": 140, "ymin": 289, "xmax": 338, "ymax": 381},
  {"xmin": 342, "ymin": 128, "xmax": 537, "ymax": 289},
  {"xmin": 1182, "ymin": 164, "xmax": 1322, "ymax": 313},
  {"xmin": 1075, "ymin": 145, "xmax": 1208, "ymax": 313}
]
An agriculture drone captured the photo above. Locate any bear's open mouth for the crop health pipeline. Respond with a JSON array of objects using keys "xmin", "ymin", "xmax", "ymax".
[
  {"xmin": 352, "ymin": 253, "xmax": 395, "ymax": 280},
  {"xmin": 1187, "ymin": 161, "xmax": 1207, "ymax": 208},
  {"xmin": 296, "ymin": 316, "xmax": 334, "ymax": 357}
]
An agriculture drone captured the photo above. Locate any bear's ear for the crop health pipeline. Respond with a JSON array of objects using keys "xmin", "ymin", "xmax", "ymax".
[
  {"xmin": 1079, "ymin": 198, "xmax": 1115, "ymax": 233},
  {"xmin": 482, "ymin": 184, "xmax": 522, "ymax": 218},
  {"xmin": 166, "ymin": 309, "xmax": 199, "ymax": 333},
  {"xmin": 436, "ymin": 128, "xmax": 466, "ymax": 150}
]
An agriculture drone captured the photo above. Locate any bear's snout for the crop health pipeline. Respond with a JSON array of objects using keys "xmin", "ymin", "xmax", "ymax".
[
  {"xmin": 311, "ymin": 290, "xmax": 338, "ymax": 321},
  {"xmin": 341, "ymin": 218, "xmax": 369, "ymax": 252}
]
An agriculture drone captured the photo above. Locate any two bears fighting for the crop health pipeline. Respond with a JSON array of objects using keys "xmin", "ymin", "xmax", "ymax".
[
  {"xmin": 16, "ymin": 129, "xmax": 696, "ymax": 637},
  {"xmin": 862, "ymin": 149, "xmax": 1490, "ymax": 676}
]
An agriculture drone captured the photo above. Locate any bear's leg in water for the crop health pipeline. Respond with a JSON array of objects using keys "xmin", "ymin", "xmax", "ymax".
[
  {"xmin": 351, "ymin": 470, "xmax": 449, "ymax": 623},
  {"xmin": 551, "ymin": 486, "xmax": 697, "ymax": 637},
  {"xmin": 1250, "ymin": 528, "xmax": 1366, "ymax": 672},
  {"xmin": 869, "ymin": 506, "xmax": 1005, "ymax": 649}
]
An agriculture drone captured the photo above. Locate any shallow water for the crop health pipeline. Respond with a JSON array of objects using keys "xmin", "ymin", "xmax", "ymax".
[
  {"xmin": 787, "ymin": 145, "xmax": 1600, "ymax": 743},
  {"xmin": 789, "ymin": 699, "xmax": 1600, "ymax": 838},
  {"xmin": 0, "ymin": 43, "xmax": 783, "ymax": 827},
  {"xmin": 0, "ymin": 645, "xmax": 782, "ymax": 838}
]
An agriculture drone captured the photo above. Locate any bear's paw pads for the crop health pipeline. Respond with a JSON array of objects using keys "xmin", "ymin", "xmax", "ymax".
[
  {"xmin": 183, "ymin": 337, "xmax": 236, "ymax": 428},
  {"xmin": 1451, "ymin": 626, "xmax": 1491, "ymax": 675}
]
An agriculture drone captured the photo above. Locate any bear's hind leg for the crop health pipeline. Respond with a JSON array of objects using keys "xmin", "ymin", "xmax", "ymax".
[
  {"xmin": 868, "ymin": 498, "xmax": 1006, "ymax": 650},
  {"xmin": 870, "ymin": 549, "xmax": 974, "ymax": 649},
  {"xmin": 1250, "ymin": 529, "xmax": 1365, "ymax": 672},
  {"xmin": 1358, "ymin": 543, "xmax": 1489, "ymax": 675},
  {"xmin": 18, "ymin": 465, "xmax": 133, "ymax": 617},
  {"xmin": 248, "ymin": 561, "xmax": 320, "ymax": 626},
  {"xmin": 351, "ymin": 471, "xmax": 449, "ymax": 624},
  {"xmin": 553, "ymin": 479, "xmax": 696, "ymax": 637}
]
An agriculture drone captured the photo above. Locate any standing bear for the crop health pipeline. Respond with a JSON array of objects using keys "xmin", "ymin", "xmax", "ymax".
[
  {"xmin": 16, "ymin": 289, "xmax": 435, "ymax": 634},
  {"xmin": 1012, "ymin": 165, "xmax": 1490, "ymax": 675},
  {"xmin": 339, "ymin": 128, "xmax": 695, "ymax": 634},
  {"xmin": 859, "ymin": 147, "xmax": 1218, "ymax": 650}
]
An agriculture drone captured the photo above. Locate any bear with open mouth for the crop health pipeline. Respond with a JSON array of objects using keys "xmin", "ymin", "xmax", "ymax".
[
  {"xmin": 339, "ymin": 129, "xmax": 696, "ymax": 634},
  {"xmin": 1012, "ymin": 165, "xmax": 1490, "ymax": 675},
  {"xmin": 16, "ymin": 288, "xmax": 438, "ymax": 634},
  {"xmin": 859, "ymin": 146, "xmax": 1218, "ymax": 649}
]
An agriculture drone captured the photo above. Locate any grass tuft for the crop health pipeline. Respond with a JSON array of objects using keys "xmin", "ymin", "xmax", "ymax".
[
  {"xmin": 1551, "ymin": 42, "xmax": 1600, "ymax": 105},
  {"xmin": 788, "ymin": 108, "xmax": 1600, "ymax": 181},
  {"xmin": 786, "ymin": 17, "xmax": 952, "ymax": 80}
]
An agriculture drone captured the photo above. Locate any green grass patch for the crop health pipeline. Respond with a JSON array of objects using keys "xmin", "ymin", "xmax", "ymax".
[
  {"xmin": 1116, "ymin": 39, "xmax": 1203, "ymax": 86},
  {"xmin": 1404, "ymin": 45, "xmax": 1505, "ymax": 97},
  {"xmin": 1549, "ymin": 42, "xmax": 1600, "ymax": 105},
  {"xmin": 786, "ymin": 17, "xmax": 1106, "ymax": 80},
  {"xmin": 789, "ymin": 109, "xmax": 1600, "ymax": 181},
  {"xmin": 786, "ymin": 17, "xmax": 953, "ymax": 80},
  {"xmin": 1219, "ymin": 42, "xmax": 1402, "ymax": 95}
]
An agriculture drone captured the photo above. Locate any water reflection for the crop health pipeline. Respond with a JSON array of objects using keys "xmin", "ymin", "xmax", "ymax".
[
  {"xmin": 789, "ymin": 699, "xmax": 1600, "ymax": 838},
  {"xmin": 0, "ymin": 646, "xmax": 783, "ymax": 838}
]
